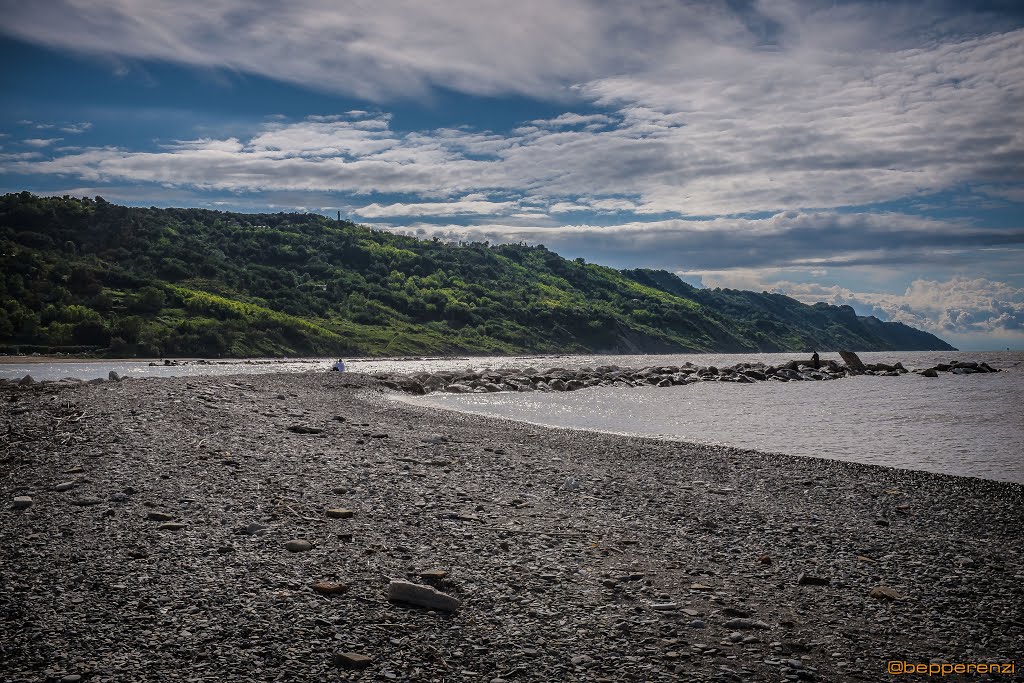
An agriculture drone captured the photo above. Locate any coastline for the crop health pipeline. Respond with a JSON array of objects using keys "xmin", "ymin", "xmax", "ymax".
[{"xmin": 2, "ymin": 371, "xmax": 1021, "ymax": 682}]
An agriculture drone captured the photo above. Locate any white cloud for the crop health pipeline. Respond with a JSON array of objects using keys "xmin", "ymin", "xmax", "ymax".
[
  {"xmin": 3, "ymin": 4, "xmax": 1022, "ymax": 217},
  {"xmin": 22, "ymin": 138, "xmax": 61, "ymax": 147},
  {"xmin": 354, "ymin": 196, "xmax": 518, "ymax": 218},
  {"xmin": 694, "ymin": 272, "xmax": 1024, "ymax": 339},
  {"xmin": 531, "ymin": 113, "xmax": 612, "ymax": 128},
  {"xmin": 59, "ymin": 122, "xmax": 93, "ymax": 134}
]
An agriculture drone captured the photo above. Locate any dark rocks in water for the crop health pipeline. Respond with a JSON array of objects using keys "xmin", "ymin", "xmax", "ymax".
[
  {"xmin": 18, "ymin": 374, "xmax": 35, "ymax": 386},
  {"xmin": 838, "ymin": 351, "xmax": 865, "ymax": 372},
  {"xmin": 375, "ymin": 355, "xmax": 999, "ymax": 396}
]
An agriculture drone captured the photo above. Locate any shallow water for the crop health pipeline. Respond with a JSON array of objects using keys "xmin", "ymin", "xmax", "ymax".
[
  {"xmin": 395, "ymin": 351, "xmax": 1024, "ymax": 484},
  {"xmin": 4, "ymin": 350, "xmax": 1021, "ymax": 483}
]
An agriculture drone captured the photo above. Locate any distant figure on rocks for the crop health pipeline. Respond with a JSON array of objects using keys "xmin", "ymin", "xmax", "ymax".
[
  {"xmin": 333, "ymin": 359, "xmax": 346, "ymax": 372},
  {"xmin": 811, "ymin": 351, "xmax": 820, "ymax": 369}
]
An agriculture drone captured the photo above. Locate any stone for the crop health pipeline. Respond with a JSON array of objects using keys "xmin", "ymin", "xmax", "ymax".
[
  {"xmin": 54, "ymin": 482, "xmax": 75, "ymax": 492},
  {"xmin": 869, "ymin": 586, "xmax": 903, "ymax": 601},
  {"xmin": 70, "ymin": 497, "xmax": 103, "ymax": 506},
  {"xmin": 147, "ymin": 511, "xmax": 175, "ymax": 522},
  {"xmin": 651, "ymin": 603, "xmax": 677, "ymax": 611},
  {"xmin": 689, "ymin": 619, "xmax": 706, "ymax": 629},
  {"xmin": 387, "ymin": 579, "xmax": 460, "ymax": 612},
  {"xmin": 796, "ymin": 573, "xmax": 830, "ymax": 586},
  {"xmin": 326, "ymin": 508, "xmax": 354, "ymax": 519},
  {"xmin": 838, "ymin": 350, "xmax": 865, "ymax": 372},
  {"xmin": 334, "ymin": 652, "xmax": 372, "ymax": 669},
  {"xmin": 757, "ymin": 554, "xmax": 773, "ymax": 564},
  {"xmin": 287, "ymin": 424, "xmax": 323, "ymax": 434},
  {"xmin": 61, "ymin": 676, "xmax": 82, "ymax": 683},
  {"xmin": 420, "ymin": 569, "xmax": 449, "ymax": 580},
  {"xmin": 239, "ymin": 522, "xmax": 269, "ymax": 535},
  {"xmin": 285, "ymin": 539, "xmax": 313, "ymax": 552},
  {"xmin": 13, "ymin": 496, "xmax": 32, "ymax": 509},
  {"xmin": 724, "ymin": 618, "xmax": 770, "ymax": 630},
  {"xmin": 921, "ymin": 368, "xmax": 939, "ymax": 377},
  {"xmin": 18, "ymin": 374, "xmax": 35, "ymax": 386},
  {"xmin": 108, "ymin": 370, "xmax": 121, "ymax": 381},
  {"xmin": 158, "ymin": 522, "xmax": 187, "ymax": 531},
  {"xmin": 311, "ymin": 581, "xmax": 350, "ymax": 595}
]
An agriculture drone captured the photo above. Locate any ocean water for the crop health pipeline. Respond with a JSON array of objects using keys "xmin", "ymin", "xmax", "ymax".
[
  {"xmin": 393, "ymin": 351, "xmax": 1024, "ymax": 484},
  {"xmin": 3, "ymin": 351, "xmax": 1021, "ymax": 483}
]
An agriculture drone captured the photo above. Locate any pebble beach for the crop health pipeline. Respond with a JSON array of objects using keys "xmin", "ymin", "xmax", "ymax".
[{"xmin": 2, "ymin": 371, "xmax": 1022, "ymax": 682}]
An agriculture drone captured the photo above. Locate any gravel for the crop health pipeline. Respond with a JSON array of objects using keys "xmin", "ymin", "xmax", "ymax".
[{"xmin": 1, "ymin": 370, "xmax": 1022, "ymax": 682}]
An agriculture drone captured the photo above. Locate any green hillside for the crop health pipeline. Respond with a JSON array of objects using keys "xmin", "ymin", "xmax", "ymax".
[{"xmin": 0, "ymin": 192, "xmax": 954, "ymax": 357}]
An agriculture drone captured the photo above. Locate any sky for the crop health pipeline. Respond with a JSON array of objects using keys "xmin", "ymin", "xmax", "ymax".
[{"xmin": 1, "ymin": 1, "xmax": 1023, "ymax": 350}]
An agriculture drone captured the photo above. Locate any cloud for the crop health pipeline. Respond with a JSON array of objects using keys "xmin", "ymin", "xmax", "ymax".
[
  {"xmin": 378, "ymin": 211, "xmax": 1024, "ymax": 273},
  {"xmin": 692, "ymin": 271, "xmax": 1024, "ymax": 339},
  {"xmin": 531, "ymin": 113, "xmax": 613, "ymax": 128},
  {"xmin": 59, "ymin": 122, "xmax": 93, "ymax": 134},
  {"xmin": 22, "ymin": 138, "xmax": 62, "ymax": 147},
  {"xmin": 354, "ymin": 195, "xmax": 518, "ymax": 218},
  {"xmin": 3, "ymin": 4, "xmax": 1023, "ymax": 217}
]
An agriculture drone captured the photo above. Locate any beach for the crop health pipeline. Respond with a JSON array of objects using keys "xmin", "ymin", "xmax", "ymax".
[{"xmin": 2, "ymin": 371, "xmax": 1022, "ymax": 682}]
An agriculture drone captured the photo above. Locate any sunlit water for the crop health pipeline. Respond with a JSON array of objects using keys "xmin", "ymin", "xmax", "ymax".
[{"xmin": 3, "ymin": 351, "xmax": 1021, "ymax": 483}]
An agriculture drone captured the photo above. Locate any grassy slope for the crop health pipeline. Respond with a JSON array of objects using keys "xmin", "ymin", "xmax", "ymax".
[{"xmin": 0, "ymin": 192, "xmax": 955, "ymax": 357}]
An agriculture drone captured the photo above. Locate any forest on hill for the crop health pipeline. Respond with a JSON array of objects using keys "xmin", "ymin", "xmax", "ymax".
[{"xmin": 0, "ymin": 192, "xmax": 954, "ymax": 357}]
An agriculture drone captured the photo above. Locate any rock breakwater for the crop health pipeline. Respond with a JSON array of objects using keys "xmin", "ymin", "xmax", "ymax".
[{"xmin": 371, "ymin": 357, "xmax": 1001, "ymax": 396}]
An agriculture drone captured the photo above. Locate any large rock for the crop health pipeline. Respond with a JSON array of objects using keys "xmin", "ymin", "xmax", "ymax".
[
  {"xmin": 838, "ymin": 351, "xmax": 865, "ymax": 372},
  {"xmin": 13, "ymin": 496, "xmax": 33, "ymax": 509},
  {"xmin": 387, "ymin": 579, "xmax": 460, "ymax": 612},
  {"xmin": 334, "ymin": 652, "xmax": 372, "ymax": 669}
]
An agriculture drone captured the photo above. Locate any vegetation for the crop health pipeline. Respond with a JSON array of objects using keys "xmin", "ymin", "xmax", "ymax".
[{"xmin": 0, "ymin": 192, "xmax": 954, "ymax": 357}]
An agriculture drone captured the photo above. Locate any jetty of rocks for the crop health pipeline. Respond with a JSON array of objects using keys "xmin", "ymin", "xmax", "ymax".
[{"xmin": 370, "ymin": 356, "xmax": 1001, "ymax": 396}]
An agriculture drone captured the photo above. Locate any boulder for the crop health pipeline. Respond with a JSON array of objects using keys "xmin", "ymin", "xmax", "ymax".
[
  {"xmin": 386, "ymin": 579, "xmax": 460, "ymax": 612},
  {"xmin": 838, "ymin": 350, "xmax": 866, "ymax": 372}
]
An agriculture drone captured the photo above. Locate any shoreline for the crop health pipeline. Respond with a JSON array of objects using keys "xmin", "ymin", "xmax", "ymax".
[{"xmin": 2, "ymin": 371, "xmax": 1021, "ymax": 682}]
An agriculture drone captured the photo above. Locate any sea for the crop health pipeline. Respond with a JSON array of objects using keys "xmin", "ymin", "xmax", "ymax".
[{"xmin": 3, "ymin": 351, "xmax": 1022, "ymax": 484}]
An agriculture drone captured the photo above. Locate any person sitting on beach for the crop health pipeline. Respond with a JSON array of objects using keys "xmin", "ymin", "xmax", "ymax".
[{"xmin": 333, "ymin": 359, "xmax": 346, "ymax": 372}]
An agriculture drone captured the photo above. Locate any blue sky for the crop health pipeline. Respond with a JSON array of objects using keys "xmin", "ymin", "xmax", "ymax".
[{"xmin": 1, "ymin": 0, "xmax": 1023, "ymax": 349}]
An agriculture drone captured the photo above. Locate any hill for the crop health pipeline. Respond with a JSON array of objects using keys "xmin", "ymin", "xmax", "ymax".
[{"xmin": 0, "ymin": 192, "xmax": 955, "ymax": 357}]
